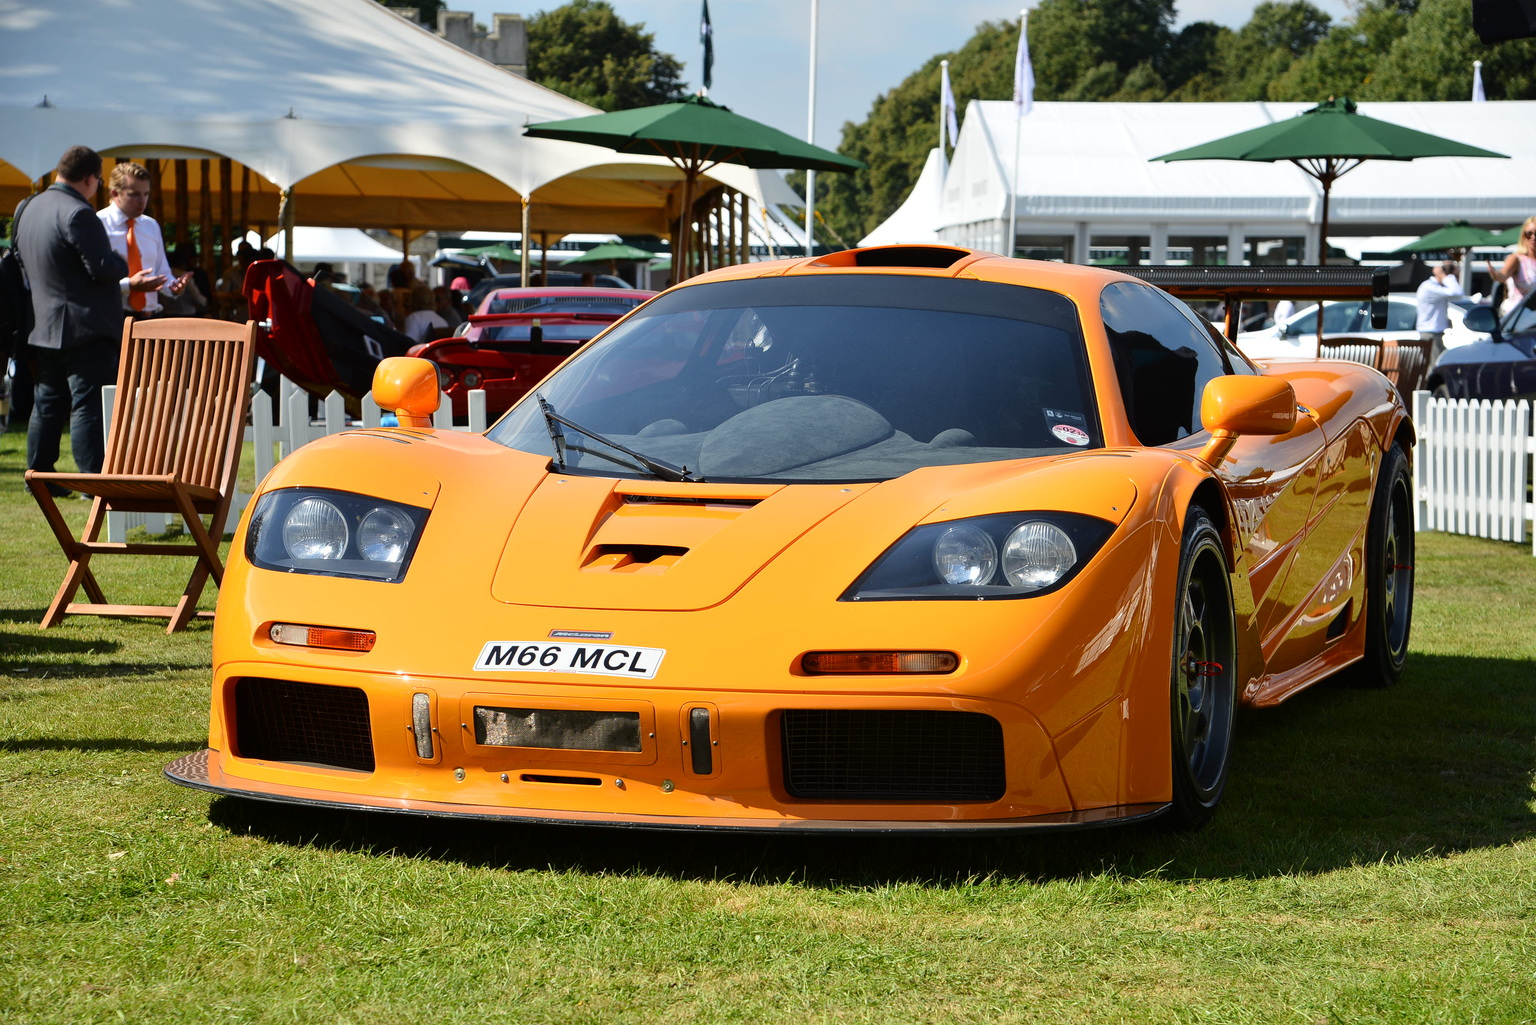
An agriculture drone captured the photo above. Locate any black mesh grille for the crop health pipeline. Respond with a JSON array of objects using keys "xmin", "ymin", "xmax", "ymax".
[
  {"xmin": 781, "ymin": 710, "xmax": 1005, "ymax": 801},
  {"xmin": 233, "ymin": 678, "xmax": 374, "ymax": 772}
]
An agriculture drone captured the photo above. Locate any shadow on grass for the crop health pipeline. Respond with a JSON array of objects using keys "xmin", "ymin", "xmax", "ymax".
[
  {"xmin": 204, "ymin": 650, "xmax": 1536, "ymax": 886},
  {"xmin": 2, "ymin": 737, "xmax": 200, "ymax": 753},
  {"xmin": 0, "ymin": 626, "xmax": 122, "ymax": 658}
]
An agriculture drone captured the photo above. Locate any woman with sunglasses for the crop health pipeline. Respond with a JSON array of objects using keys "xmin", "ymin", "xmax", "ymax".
[{"xmin": 1488, "ymin": 215, "xmax": 1536, "ymax": 317}]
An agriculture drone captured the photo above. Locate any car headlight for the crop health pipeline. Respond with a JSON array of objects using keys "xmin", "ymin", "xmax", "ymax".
[
  {"xmin": 247, "ymin": 488, "xmax": 430, "ymax": 582},
  {"xmin": 844, "ymin": 512, "xmax": 1114, "ymax": 601}
]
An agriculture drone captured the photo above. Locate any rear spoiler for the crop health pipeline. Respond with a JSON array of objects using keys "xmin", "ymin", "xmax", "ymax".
[{"xmin": 1119, "ymin": 265, "xmax": 1390, "ymax": 340}]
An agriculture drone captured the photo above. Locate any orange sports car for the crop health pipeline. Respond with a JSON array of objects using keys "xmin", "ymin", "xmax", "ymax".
[{"xmin": 167, "ymin": 246, "xmax": 1415, "ymax": 833}]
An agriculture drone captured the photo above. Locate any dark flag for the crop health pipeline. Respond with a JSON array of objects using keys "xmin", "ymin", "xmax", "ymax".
[{"xmin": 700, "ymin": 0, "xmax": 714, "ymax": 91}]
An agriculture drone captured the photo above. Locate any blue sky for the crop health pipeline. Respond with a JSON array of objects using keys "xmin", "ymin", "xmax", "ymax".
[{"xmin": 459, "ymin": 0, "xmax": 1355, "ymax": 143}]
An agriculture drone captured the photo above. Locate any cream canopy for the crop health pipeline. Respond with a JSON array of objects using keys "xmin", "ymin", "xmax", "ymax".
[{"xmin": 0, "ymin": 0, "xmax": 798, "ymax": 234}]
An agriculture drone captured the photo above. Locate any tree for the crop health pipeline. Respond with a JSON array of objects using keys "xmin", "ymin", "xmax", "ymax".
[
  {"xmin": 1027, "ymin": 0, "xmax": 1176, "ymax": 100},
  {"xmin": 1208, "ymin": 1, "xmax": 1334, "ymax": 101},
  {"xmin": 525, "ymin": 0, "xmax": 687, "ymax": 111},
  {"xmin": 1366, "ymin": 0, "xmax": 1536, "ymax": 100}
]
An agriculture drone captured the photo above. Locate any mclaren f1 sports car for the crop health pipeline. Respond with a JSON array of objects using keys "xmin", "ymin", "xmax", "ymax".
[{"xmin": 167, "ymin": 246, "xmax": 1416, "ymax": 834}]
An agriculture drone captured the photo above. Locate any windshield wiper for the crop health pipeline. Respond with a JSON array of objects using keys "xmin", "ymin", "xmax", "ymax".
[{"xmin": 535, "ymin": 394, "xmax": 700, "ymax": 483}]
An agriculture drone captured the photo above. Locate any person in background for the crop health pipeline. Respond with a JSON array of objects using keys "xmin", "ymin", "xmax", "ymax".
[
  {"xmin": 16, "ymin": 146, "xmax": 129, "ymax": 483},
  {"xmin": 439, "ymin": 281, "xmax": 466, "ymax": 329},
  {"xmin": 402, "ymin": 284, "xmax": 448, "ymax": 342},
  {"xmin": 310, "ymin": 262, "xmax": 335, "ymax": 290},
  {"xmin": 1415, "ymin": 259, "xmax": 1463, "ymax": 362},
  {"xmin": 159, "ymin": 245, "xmax": 207, "ymax": 317},
  {"xmin": 96, "ymin": 161, "xmax": 188, "ymax": 319},
  {"xmin": 1488, "ymin": 215, "xmax": 1536, "ymax": 317},
  {"xmin": 387, "ymin": 259, "xmax": 416, "ymax": 290},
  {"xmin": 449, "ymin": 275, "xmax": 472, "ymax": 320},
  {"xmin": 355, "ymin": 282, "xmax": 388, "ymax": 323}
]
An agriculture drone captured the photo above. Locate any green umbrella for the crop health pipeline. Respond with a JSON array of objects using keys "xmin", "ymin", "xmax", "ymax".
[
  {"xmin": 1485, "ymin": 225, "xmax": 1525, "ymax": 246},
  {"xmin": 560, "ymin": 242, "xmax": 660, "ymax": 266},
  {"xmin": 1152, "ymin": 98, "xmax": 1507, "ymax": 266},
  {"xmin": 1391, "ymin": 221, "xmax": 1501, "ymax": 255},
  {"xmin": 525, "ymin": 94, "xmax": 863, "ymax": 280},
  {"xmin": 459, "ymin": 242, "xmax": 523, "ymax": 262}
]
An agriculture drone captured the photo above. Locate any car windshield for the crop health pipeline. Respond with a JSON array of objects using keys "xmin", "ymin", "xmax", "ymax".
[
  {"xmin": 486, "ymin": 275, "xmax": 1098, "ymax": 483},
  {"xmin": 480, "ymin": 323, "xmax": 607, "ymax": 342},
  {"xmin": 486, "ymin": 294, "xmax": 648, "ymax": 315}
]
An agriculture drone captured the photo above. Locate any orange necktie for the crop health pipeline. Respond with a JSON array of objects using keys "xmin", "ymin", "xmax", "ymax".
[{"xmin": 126, "ymin": 217, "xmax": 145, "ymax": 312}]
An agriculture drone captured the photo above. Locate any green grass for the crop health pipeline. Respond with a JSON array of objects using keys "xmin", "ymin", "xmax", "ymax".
[{"xmin": 2, "ymin": 426, "xmax": 1535, "ymax": 1023}]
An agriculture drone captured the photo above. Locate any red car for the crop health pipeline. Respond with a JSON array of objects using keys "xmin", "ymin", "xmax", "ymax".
[{"xmin": 409, "ymin": 287, "xmax": 658, "ymax": 417}]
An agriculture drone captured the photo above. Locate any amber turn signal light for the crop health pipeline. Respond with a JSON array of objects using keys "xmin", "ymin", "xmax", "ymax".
[
  {"xmin": 800, "ymin": 651, "xmax": 959, "ymax": 675},
  {"xmin": 269, "ymin": 623, "xmax": 377, "ymax": 652}
]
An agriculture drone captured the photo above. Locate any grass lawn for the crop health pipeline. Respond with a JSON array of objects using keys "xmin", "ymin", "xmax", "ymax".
[{"xmin": 2, "ymin": 426, "xmax": 1534, "ymax": 1023}]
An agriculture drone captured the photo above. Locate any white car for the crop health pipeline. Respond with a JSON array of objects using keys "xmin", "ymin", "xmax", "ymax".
[{"xmin": 1236, "ymin": 293, "xmax": 1488, "ymax": 361}]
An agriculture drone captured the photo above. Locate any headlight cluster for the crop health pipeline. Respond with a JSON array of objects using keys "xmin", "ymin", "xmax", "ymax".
[
  {"xmin": 844, "ymin": 512, "xmax": 1115, "ymax": 601},
  {"xmin": 247, "ymin": 488, "xmax": 430, "ymax": 583}
]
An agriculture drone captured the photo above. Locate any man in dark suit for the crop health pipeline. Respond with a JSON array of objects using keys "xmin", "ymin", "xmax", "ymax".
[{"xmin": 15, "ymin": 146, "xmax": 131, "ymax": 483}]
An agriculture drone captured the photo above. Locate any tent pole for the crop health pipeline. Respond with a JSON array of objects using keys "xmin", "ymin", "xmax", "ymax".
[
  {"xmin": 219, "ymin": 159, "xmax": 234, "ymax": 277},
  {"xmin": 199, "ymin": 160, "xmax": 214, "ymax": 301},
  {"xmin": 239, "ymin": 166, "xmax": 251, "ymax": 246},
  {"xmin": 278, "ymin": 188, "xmax": 295, "ymax": 271},
  {"xmin": 521, "ymin": 196, "xmax": 532, "ymax": 287},
  {"xmin": 540, "ymin": 232, "xmax": 549, "ymax": 285},
  {"xmin": 174, "ymin": 160, "xmax": 190, "ymax": 250}
]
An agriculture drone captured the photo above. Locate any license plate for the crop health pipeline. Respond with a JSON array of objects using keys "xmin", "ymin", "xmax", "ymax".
[{"xmin": 473, "ymin": 640, "xmax": 665, "ymax": 679}]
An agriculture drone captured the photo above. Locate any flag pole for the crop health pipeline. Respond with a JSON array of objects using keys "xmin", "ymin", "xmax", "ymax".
[
  {"xmin": 939, "ymin": 60, "xmax": 948, "ymax": 150},
  {"xmin": 1007, "ymin": 8, "xmax": 1031, "ymax": 260},
  {"xmin": 805, "ymin": 0, "xmax": 819, "ymax": 257}
]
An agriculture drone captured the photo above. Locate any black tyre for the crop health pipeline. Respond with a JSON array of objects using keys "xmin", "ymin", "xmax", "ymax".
[
  {"xmin": 1349, "ymin": 443, "xmax": 1414, "ymax": 688},
  {"xmin": 1167, "ymin": 507, "xmax": 1238, "ymax": 830}
]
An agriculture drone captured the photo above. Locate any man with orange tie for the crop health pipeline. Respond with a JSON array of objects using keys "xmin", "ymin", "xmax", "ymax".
[
  {"xmin": 15, "ymin": 146, "xmax": 128, "ymax": 482},
  {"xmin": 97, "ymin": 162, "xmax": 188, "ymax": 319}
]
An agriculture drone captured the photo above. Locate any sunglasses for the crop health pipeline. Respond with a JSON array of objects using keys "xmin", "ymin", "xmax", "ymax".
[{"xmin": 1525, "ymin": 230, "xmax": 1536, "ymax": 238}]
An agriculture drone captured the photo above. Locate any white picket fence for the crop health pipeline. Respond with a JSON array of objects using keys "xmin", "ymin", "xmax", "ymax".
[
  {"xmin": 1412, "ymin": 391, "xmax": 1535, "ymax": 554},
  {"xmin": 102, "ymin": 376, "xmax": 489, "ymax": 542}
]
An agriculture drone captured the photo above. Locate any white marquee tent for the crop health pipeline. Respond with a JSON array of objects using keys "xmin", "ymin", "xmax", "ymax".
[
  {"xmin": 0, "ymin": 0, "xmax": 799, "ymax": 237},
  {"xmin": 858, "ymin": 148, "xmax": 946, "ymax": 247},
  {"xmin": 865, "ymin": 99, "xmax": 1535, "ymax": 264}
]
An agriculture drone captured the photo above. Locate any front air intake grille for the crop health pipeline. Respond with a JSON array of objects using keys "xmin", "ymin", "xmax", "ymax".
[
  {"xmin": 233, "ymin": 678, "xmax": 375, "ymax": 772},
  {"xmin": 781, "ymin": 710, "xmax": 1005, "ymax": 801}
]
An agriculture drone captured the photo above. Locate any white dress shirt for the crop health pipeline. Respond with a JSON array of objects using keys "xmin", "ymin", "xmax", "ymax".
[
  {"xmin": 1415, "ymin": 273, "xmax": 1463, "ymax": 333},
  {"xmin": 97, "ymin": 204, "xmax": 174, "ymax": 314}
]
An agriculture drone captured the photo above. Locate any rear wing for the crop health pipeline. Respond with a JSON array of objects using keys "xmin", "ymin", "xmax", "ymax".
[{"xmin": 1119, "ymin": 265, "xmax": 1390, "ymax": 340}]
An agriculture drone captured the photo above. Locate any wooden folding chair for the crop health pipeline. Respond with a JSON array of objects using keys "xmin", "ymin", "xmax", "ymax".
[
  {"xmin": 1317, "ymin": 336, "xmax": 1384, "ymax": 368},
  {"xmin": 25, "ymin": 318, "xmax": 258, "ymax": 633},
  {"xmin": 1378, "ymin": 338, "xmax": 1433, "ymax": 394}
]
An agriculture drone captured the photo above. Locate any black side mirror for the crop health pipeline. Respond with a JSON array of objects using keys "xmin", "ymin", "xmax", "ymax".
[
  {"xmin": 1370, "ymin": 299, "xmax": 1388, "ymax": 329},
  {"xmin": 1462, "ymin": 305, "xmax": 1496, "ymax": 333}
]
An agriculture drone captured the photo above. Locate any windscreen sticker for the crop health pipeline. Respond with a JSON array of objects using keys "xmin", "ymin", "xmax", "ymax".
[
  {"xmin": 1051, "ymin": 424, "xmax": 1090, "ymax": 447},
  {"xmin": 1044, "ymin": 408, "xmax": 1091, "ymax": 446}
]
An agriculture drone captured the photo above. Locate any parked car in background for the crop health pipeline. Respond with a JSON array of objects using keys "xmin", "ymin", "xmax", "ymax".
[
  {"xmin": 408, "ymin": 287, "xmax": 658, "ymax": 417},
  {"xmin": 464, "ymin": 270, "xmax": 633, "ymax": 313},
  {"xmin": 1235, "ymin": 293, "xmax": 1488, "ymax": 361},
  {"xmin": 1426, "ymin": 292, "xmax": 1536, "ymax": 402}
]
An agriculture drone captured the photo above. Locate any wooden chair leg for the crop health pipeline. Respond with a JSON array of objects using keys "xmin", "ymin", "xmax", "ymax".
[
  {"xmin": 27, "ymin": 479, "xmax": 109, "ymax": 628},
  {"xmin": 165, "ymin": 492, "xmax": 228, "ymax": 634}
]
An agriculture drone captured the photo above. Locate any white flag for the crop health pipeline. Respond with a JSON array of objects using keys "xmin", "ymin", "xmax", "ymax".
[
  {"xmin": 1013, "ymin": 10, "xmax": 1034, "ymax": 118},
  {"xmin": 940, "ymin": 60, "xmax": 960, "ymax": 149},
  {"xmin": 1472, "ymin": 60, "xmax": 1486, "ymax": 102}
]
